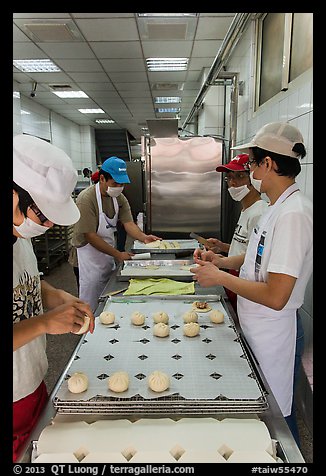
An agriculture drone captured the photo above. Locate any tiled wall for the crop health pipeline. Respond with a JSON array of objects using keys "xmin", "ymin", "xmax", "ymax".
[
  {"xmin": 197, "ymin": 21, "xmax": 313, "ymax": 431},
  {"xmin": 13, "ymin": 80, "xmax": 96, "ymax": 182}
]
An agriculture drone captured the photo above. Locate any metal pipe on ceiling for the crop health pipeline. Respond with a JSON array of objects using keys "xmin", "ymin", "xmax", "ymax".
[{"xmin": 181, "ymin": 13, "xmax": 253, "ymax": 131}]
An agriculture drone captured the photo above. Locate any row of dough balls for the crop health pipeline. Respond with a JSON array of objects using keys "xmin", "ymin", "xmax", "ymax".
[
  {"xmin": 99, "ymin": 309, "xmax": 224, "ymax": 326},
  {"xmin": 68, "ymin": 370, "xmax": 169, "ymax": 394}
]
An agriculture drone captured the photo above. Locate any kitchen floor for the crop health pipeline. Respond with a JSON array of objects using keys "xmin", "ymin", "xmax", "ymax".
[{"xmin": 43, "ymin": 261, "xmax": 313, "ymax": 464}]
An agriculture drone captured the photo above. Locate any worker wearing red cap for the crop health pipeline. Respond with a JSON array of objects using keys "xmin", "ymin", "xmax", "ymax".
[{"xmin": 196, "ymin": 153, "xmax": 268, "ymax": 312}]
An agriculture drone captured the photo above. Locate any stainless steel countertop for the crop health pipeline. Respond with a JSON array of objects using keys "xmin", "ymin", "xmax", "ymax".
[{"xmin": 17, "ymin": 268, "xmax": 305, "ymax": 463}]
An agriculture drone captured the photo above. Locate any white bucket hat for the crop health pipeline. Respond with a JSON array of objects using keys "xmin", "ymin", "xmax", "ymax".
[
  {"xmin": 13, "ymin": 134, "xmax": 80, "ymax": 226},
  {"xmin": 231, "ymin": 122, "xmax": 305, "ymax": 158}
]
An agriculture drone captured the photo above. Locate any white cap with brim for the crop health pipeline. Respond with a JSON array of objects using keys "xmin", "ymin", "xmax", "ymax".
[
  {"xmin": 13, "ymin": 134, "xmax": 80, "ymax": 226},
  {"xmin": 230, "ymin": 122, "xmax": 305, "ymax": 159}
]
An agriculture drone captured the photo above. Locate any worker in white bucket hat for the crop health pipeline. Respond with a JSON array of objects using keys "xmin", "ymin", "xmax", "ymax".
[{"xmin": 13, "ymin": 134, "xmax": 95, "ymax": 462}]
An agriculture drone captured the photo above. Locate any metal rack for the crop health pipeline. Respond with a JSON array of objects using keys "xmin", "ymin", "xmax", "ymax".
[{"xmin": 32, "ymin": 225, "xmax": 73, "ymax": 274}]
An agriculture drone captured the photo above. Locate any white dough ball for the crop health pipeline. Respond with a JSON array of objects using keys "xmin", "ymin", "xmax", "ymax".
[
  {"xmin": 183, "ymin": 322, "xmax": 200, "ymax": 337},
  {"xmin": 183, "ymin": 310, "xmax": 198, "ymax": 323},
  {"xmin": 73, "ymin": 314, "xmax": 90, "ymax": 335},
  {"xmin": 99, "ymin": 311, "xmax": 115, "ymax": 325},
  {"xmin": 153, "ymin": 311, "xmax": 169, "ymax": 324},
  {"xmin": 209, "ymin": 310, "xmax": 224, "ymax": 324},
  {"xmin": 107, "ymin": 371, "xmax": 129, "ymax": 393},
  {"xmin": 148, "ymin": 371, "xmax": 170, "ymax": 392},
  {"xmin": 68, "ymin": 372, "xmax": 88, "ymax": 393},
  {"xmin": 153, "ymin": 322, "xmax": 170, "ymax": 337},
  {"xmin": 131, "ymin": 311, "xmax": 145, "ymax": 326}
]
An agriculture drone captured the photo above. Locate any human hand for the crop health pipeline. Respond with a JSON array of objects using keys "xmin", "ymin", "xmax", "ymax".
[
  {"xmin": 118, "ymin": 251, "xmax": 134, "ymax": 262},
  {"xmin": 205, "ymin": 238, "xmax": 228, "ymax": 253},
  {"xmin": 190, "ymin": 259, "xmax": 223, "ymax": 287},
  {"xmin": 42, "ymin": 300, "xmax": 95, "ymax": 335},
  {"xmin": 143, "ymin": 234, "xmax": 162, "ymax": 244}
]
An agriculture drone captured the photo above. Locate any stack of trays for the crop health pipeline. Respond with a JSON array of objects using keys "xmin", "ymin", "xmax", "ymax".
[
  {"xmin": 116, "ymin": 259, "xmax": 196, "ymax": 281},
  {"xmin": 53, "ymin": 296, "xmax": 268, "ymax": 415}
]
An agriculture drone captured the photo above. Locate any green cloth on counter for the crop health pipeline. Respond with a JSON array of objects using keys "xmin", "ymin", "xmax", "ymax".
[{"xmin": 123, "ymin": 278, "xmax": 195, "ymax": 296}]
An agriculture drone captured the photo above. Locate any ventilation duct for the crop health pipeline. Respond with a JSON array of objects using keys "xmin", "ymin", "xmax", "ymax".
[{"xmin": 181, "ymin": 13, "xmax": 253, "ymax": 131}]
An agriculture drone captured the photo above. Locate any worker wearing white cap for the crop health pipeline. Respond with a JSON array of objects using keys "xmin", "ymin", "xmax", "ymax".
[
  {"xmin": 13, "ymin": 134, "xmax": 95, "ymax": 462},
  {"xmin": 191, "ymin": 122, "xmax": 313, "ymax": 446},
  {"xmin": 72, "ymin": 156, "xmax": 161, "ymax": 311}
]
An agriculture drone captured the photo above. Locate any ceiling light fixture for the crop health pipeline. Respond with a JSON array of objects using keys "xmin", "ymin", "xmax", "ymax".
[
  {"xmin": 155, "ymin": 107, "xmax": 181, "ymax": 113},
  {"xmin": 53, "ymin": 91, "xmax": 89, "ymax": 98},
  {"xmin": 13, "ymin": 59, "xmax": 61, "ymax": 72},
  {"xmin": 95, "ymin": 119, "xmax": 115, "ymax": 124},
  {"xmin": 147, "ymin": 58, "xmax": 188, "ymax": 72},
  {"xmin": 155, "ymin": 96, "xmax": 181, "ymax": 104},
  {"xmin": 138, "ymin": 13, "xmax": 197, "ymax": 17},
  {"xmin": 78, "ymin": 109, "xmax": 105, "ymax": 114}
]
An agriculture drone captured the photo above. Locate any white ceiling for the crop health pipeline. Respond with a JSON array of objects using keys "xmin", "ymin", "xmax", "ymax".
[{"xmin": 13, "ymin": 13, "xmax": 236, "ymax": 140}]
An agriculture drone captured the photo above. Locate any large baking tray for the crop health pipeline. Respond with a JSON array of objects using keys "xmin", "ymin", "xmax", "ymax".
[
  {"xmin": 116, "ymin": 259, "xmax": 196, "ymax": 282},
  {"xmin": 53, "ymin": 295, "xmax": 268, "ymax": 415},
  {"xmin": 131, "ymin": 239, "xmax": 199, "ymax": 254}
]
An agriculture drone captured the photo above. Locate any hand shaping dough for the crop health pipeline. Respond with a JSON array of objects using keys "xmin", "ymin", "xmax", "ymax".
[
  {"xmin": 107, "ymin": 371, "xmax": 129, "ymax": 393},
  {"xmin": 209, "ymin": 309, "xmax": 224, "ymax": 324},
  {"xmin": 192, "ymin": 301, "xmax": 212, "ymax": 313},
  {"xmin": 99, "ymin": 311, "xmax": 115, "ymax": 325},
  {"xmin": 73, "ymin": 314, "xmax": 90, "ymax": 335},
  {"xmin": 148, "ymin": 371, "xmax": 170, "ymax": 392},
  {"xmin": 153, "ymin": 311, "xmax": 169, "ymax": 324},
  {"xmin": 153, "ymin": 322, "xmax": 170, "ymax": 337},
  {"xmin": 131, "ymin": 311, "xmax": 145, "ymax": 326},
  {"xmin": 182, "ymin": 310, "xmax": 198, "ymax": 323},
  {"xmin": 67, "ymin": 372, "xmax": 89, "ymax": 393},
  {"xmin": 183, "ymin": 322, "xmax": 200, "ymax": 337}
]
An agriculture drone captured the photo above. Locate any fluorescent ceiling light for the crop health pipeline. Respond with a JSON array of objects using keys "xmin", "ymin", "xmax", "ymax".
[
  {"xmin": 95, "ymin": 119, "xmax": 115, "ymax": 124},
  {"xmin": 53, "ymin": 91, "xmax": 88, "ymax": 98},
  {"xmin": 147, "ymin": 58, "xmax": 188, "ymax": 72},
  {"xmin": 13, "ymin": 91, "xmax": 20, "ymax": 99},
  {"xmin": 138, "ymin": 13, "xmax": 197, "ymax": 17},
  {"xmin": 78, "ymin": 109, "xmax": 105, "ymax": 114},
  {"xmin": 155, "ymin": 96, "xmax": 181, "ymax": 104},
  {"xmin": 21, "ymin": 110, "xmax": 30, "ymax": 115},
  {"xmin": 13, "ymin": 59, "xmax": 61, "ymax": 72},
  {"xmin": 155, "ymin": 107, "xmax": 180, "ymax": 113}
]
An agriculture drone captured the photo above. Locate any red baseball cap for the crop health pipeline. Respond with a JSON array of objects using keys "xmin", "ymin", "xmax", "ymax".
[
  {"xmin": 91, "ymin": 170, "xmax": 100, "ymax": 182},
  {"xmin": 216, "ymin": 153, "xmax": 249, "ymax": 172}
]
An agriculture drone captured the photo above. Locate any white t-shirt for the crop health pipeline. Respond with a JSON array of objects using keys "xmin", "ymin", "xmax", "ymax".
[
  {"xmin": 229, "ymin": 199, "xmax": 269, "ymax": 256},
  {"xmin": 239, "ymin": 187, "xmax": 313, "ymax": 310},
  {"xmin": 13, "ymin": 238, "xmax": 48, "ymax": 402}
]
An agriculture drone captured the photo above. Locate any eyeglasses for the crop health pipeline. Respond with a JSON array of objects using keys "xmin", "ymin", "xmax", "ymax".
[
  {"xmin": 29, "ymin": 203, "xmax": 48, "ymax": 224},
  {"xmin": 224, "ymin": 172, "xmax": 249, "ymax": 183},
  {"xmin": 248, "ymin": 159, "xmax": 257, "ymax": 167}
]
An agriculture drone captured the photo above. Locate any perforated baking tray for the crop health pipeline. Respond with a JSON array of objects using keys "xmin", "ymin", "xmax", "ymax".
[
  {"xmin": 116, "ymin": 259, "xmax": 196, "ymax": 281},
  {"xmin": 53, "ymin": 295, "xmax": 268, "ymax": 415}
]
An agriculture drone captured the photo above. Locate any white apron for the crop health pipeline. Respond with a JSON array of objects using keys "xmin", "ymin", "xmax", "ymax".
[
  {"xmin": 237, "ymin": 186, "xmax": 299, "ymax": 416},
  {"xmin": 77, "ymin": 182, "xmax": 119, "ymax": 311}
]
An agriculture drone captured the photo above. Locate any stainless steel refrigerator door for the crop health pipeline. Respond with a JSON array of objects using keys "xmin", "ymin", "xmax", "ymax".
[{"xmin": 146, "ymin": 136, "xmax": 222, "ymax": 235}]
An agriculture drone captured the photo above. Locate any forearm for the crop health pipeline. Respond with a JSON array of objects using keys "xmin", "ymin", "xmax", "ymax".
[
  {"xmin": 123, "ymin": 221, "xmax": 147, "ymax": 242},
  {"xmin": 215, "ymin": 253, "xmax": 245, "ymax": 270},
  {"xmin": 41, "ymin": 280, "xmax": 76, "ymax": 310}
]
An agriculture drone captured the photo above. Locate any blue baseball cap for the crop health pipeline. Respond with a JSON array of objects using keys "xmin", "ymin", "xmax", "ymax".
[{"xmin": 101, "ymin": 156, "xmax": 130, "ymax": 184}]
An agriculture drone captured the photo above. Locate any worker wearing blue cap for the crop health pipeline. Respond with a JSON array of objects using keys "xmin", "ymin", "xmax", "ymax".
[{"xmin": 72, "ymin": 156, "xmax": 161, "ymax": 311}]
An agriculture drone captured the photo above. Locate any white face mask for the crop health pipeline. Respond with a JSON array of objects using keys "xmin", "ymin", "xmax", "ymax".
[
  {"xmin": 14, "ymin": 217, "xmax": 49, "ymax": 239},
  {"xmin": 107, "ymin": 186, "xmax": 124, "ymax": 197},
  {"xmin": 228, "ymin": 184, "xmax": 250, "ymax": 201},
  {"xmin": 250, "ymin": 171, "xmax": 263, "ymax": 193}
]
